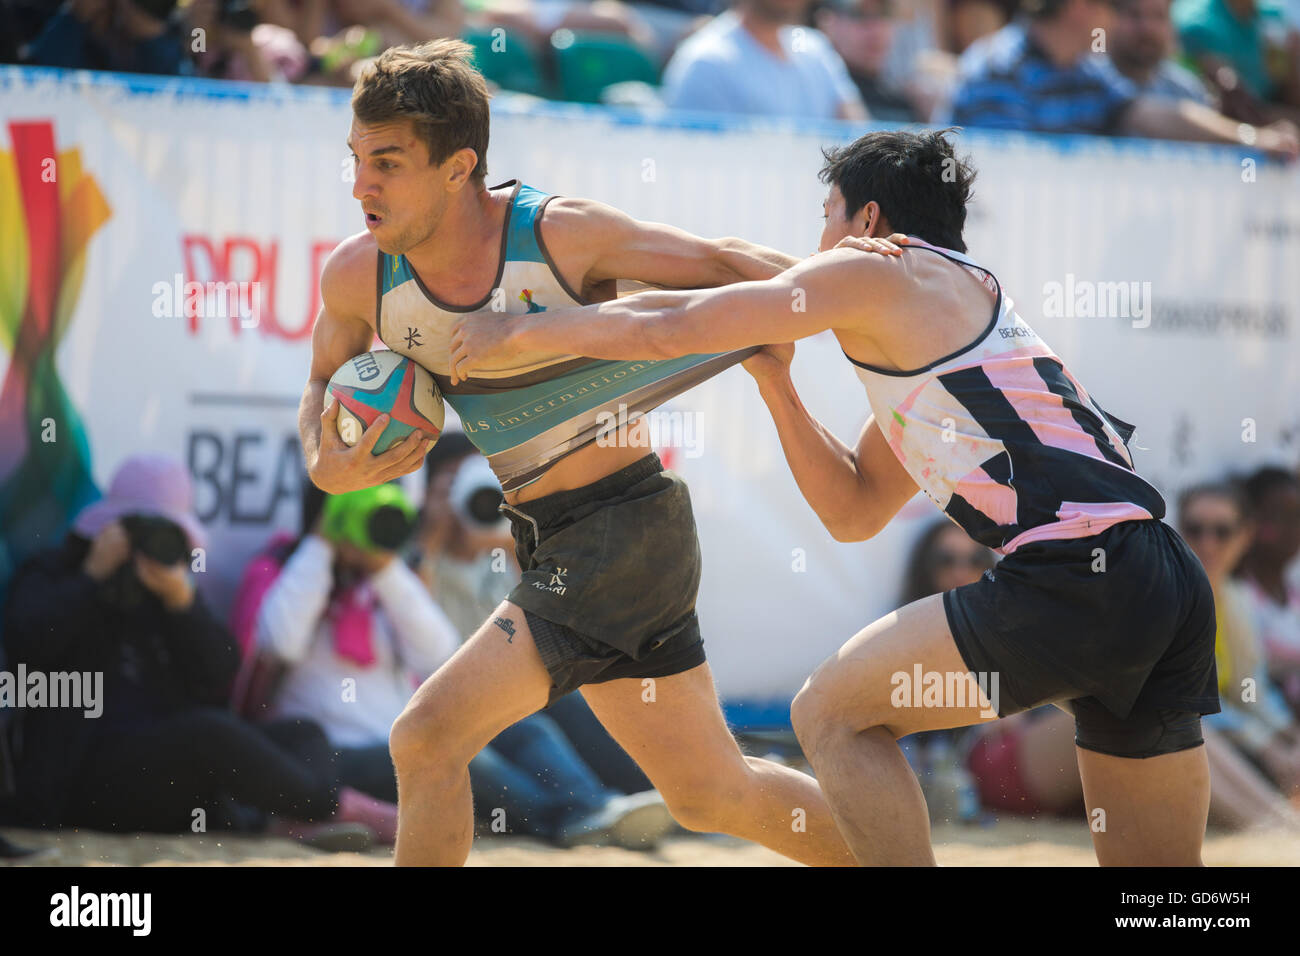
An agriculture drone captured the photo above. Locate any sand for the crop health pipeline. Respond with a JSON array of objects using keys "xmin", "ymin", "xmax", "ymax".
[{"xmin": 4, "ymin": 821, "xmax": 1298, "ymax": 866}]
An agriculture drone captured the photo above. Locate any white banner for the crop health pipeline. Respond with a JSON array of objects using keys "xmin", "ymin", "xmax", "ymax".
[{"xmin": 2, "ymin": 66, "xmax": 1298, "ymax": 702}]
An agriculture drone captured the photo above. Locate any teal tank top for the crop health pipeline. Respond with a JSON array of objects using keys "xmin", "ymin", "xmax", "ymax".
[{"xmin": 376, "ymin": 180, "xmax": 755, "ymax": 491}]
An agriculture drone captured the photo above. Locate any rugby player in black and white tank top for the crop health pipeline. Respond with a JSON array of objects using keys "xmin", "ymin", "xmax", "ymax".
[{"xmin": 452, "ymin": 128, "xmax": 1219, "ymax": 867}]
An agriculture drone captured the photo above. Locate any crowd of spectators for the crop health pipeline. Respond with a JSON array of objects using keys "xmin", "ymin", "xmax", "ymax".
[
  {"xmin": 6, "ymin": 447, "xmax": 1297, "ymax": 855},
  {"xmin": 0, "ymin": 446, "xmax": 676, "ymax": 852},
  {"xmin": 3, "ymin": 0, "xmax": 1298, "ymax": 154}
]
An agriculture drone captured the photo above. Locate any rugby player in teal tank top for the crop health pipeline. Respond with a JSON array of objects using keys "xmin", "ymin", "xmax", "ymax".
[
  {"xmin": 299, "ymin": 39, "xmax": 869, "ymax": 867},
  {"xmin": 452, "ymin": 128, "xmax": 1220, "ymax": 867}
]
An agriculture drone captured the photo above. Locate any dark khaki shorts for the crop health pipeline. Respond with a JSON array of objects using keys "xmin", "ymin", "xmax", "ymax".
[{"xmin": 500, "ymin": 454, "xmax": 706, "ymax": 705}]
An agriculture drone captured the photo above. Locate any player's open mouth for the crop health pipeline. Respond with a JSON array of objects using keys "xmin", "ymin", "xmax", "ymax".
[{"xmin": 365, "ymin": 212, "xmax": 383, "ymax": 226}]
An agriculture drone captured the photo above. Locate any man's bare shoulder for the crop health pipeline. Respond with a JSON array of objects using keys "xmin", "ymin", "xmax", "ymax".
[
  {"xmin": 791, "ymin": 246, "xmax": 910, "ymax": 299},
  {"xmin": 321, "ymin": 231, "xmax": 381, "ymax": 326},
  {"xmin": 535, "ymin": 195, "xmax": 626, "ymax": 246}
]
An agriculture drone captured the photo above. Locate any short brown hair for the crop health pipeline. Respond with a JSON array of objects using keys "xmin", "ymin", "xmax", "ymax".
[{"xmin": 351, "ymin": 40, "xmax": 491, "ymax": 183}]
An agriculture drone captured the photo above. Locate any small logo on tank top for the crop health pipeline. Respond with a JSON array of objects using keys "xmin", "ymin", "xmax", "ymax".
[
  {"xmin": 519, "ymin": 289, "xmax": 547, "ymax": 313},
  {"xmin": 404, "ymin": 327, "xmax": 423, "ymax": 349}
]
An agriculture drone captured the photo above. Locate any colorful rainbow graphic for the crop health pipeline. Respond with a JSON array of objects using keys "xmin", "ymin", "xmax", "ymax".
[
  {"xmin": 519, "ymin": 288, "xmax": 547, "ymax": 313},
  {"xmin": 0, "ymin": 121, "xmax": 111, "ymax": 603}
]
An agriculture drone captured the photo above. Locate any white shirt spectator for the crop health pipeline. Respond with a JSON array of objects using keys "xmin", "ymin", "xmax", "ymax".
[
  {"xmin": 662, "ymin": 10, "xmax": 865, "ymax": 119},
  {"xmin": 257, "ymin": 535, "xmax": 459, "ymax": 748}
]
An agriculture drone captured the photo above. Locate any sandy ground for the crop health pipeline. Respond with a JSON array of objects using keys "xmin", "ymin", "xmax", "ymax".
[{"xmin": 5, "ymin": 821, "xmax": 1299, "ymax": 866}]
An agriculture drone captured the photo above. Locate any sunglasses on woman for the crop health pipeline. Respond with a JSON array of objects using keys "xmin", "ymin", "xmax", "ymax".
[
  {"xmin": 1181, "ymin": 522, "xmax": 1238, "ymax": 543},
  {"xmin": 931, "ymin": 551, "xmax": 990, "ymax": 571}
]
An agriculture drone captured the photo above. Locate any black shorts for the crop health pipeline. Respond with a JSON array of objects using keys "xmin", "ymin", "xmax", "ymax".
[
  {"xmin": 500, "ymin": 453, "xmax": 706, "ymax": 705},
  {"xmin": 944, "ymin": 518, "xmax": 1220, "ymax": 748}
]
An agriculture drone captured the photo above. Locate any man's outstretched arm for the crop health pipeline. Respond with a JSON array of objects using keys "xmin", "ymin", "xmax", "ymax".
[
  {"xmin": 449, "ymin": 247, "xmax": 900, "ymax": 383},
  {"xmin": 540, "ymin": 197, "xmax": 804, "ymax": 291},
  {"xmin": 743, "ymin": 346, "xmax": 919, "ymax": 542}
]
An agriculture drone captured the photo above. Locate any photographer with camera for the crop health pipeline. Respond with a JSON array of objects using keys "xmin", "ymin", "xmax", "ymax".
[
  {"xmin": 2, "ymin": 454, "xmax": 368, "ymax": 845},
  {"xmin": 243, "ymin": 476, "xmax": 459, "ymax": 840},
  {"xmin": 19, "ymin": 0, "xmax": 191, "ymax": 74}
]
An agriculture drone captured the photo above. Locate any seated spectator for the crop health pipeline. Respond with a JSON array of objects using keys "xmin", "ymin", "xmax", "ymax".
[
  {"xmin": 186, "ymin": 0, "xmax": 314, "ymax": 82},
  {"xmin": 1173, "ymin": 0, "xmax": 1300, "ymax": 119},
  {"xmin": 1, "ymin": 454, "xmax": 387, "ymax": 848},
  {"xmin": 341, "ymin": 0, "xmax": 465, "ymax": 48},
  {"xmin": 662, "ymin": 0, "xmax": 868, "ymax": 119},
  {"xmin": 894, "ymin": 519, "xmax": 996, "ymax": 822},
  {"xmin": 474, "ymin": 0, "xmax": 656, "ymax": 53},
  {"xmin": 965, "ymin": 704, "xmax": 1300, "ymax": 827},
  {"xmin": 1110, "ymin": 0, "xmax": 1214, "ymax": 104},
  {"xmin": 814, "ymin": 0, "xmax": 920, "ymax": 121},
  {"xmin": 873, "ymin": 0, "xmax": 1011, "ymax": 123},
  {"xmin": 1182, "ymin": 483, "xmax": 1300, "ymax": 801},
  {"xmin": 411, "ymin": 434, "xmax": 675, "ymax": 847},
  {"xmin": 948, "ymin": 0, "xmax": 1299, "ymax": 157},
  {"xmin": 244, "ymin": 479, "xmax": 459, "ymax": 823},
  {"xmin": 22, "ymin": 0, "xmax": 192, "ymax": 74},
  {"xmin": 1238, "ymin": 466, "xmax": 1300, "ymax": 718},
  {"xmin": 946, "ymin": 0, "xmax": 1014, "ymax": 51}
]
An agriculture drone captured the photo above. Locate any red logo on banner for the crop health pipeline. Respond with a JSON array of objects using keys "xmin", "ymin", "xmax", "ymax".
[{"xmin": 181, "ymin": 235, "xmax": 340, "ymax": 340}]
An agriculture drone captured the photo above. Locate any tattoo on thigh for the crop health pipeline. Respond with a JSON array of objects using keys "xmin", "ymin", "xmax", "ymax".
[{"xmin": 493, "ymin": 616, "xmax": 516, "ymax": 642}]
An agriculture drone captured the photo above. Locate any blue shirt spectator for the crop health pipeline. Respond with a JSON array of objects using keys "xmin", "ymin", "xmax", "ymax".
[
  {"xmin": 1135, "ymin": 59, "xmax": 1216, "ymax": 102},
  {"xmin": 663, "ymin": 1, "xmax": 867, "ymax": 119},
  {"xmin": 950, "ymin": 20, "xmax": 1138, "ymax": 133},
  {"xmin": 1110, "ymin": 0, "xmax": 1214, "ymax": 105},
  {"xmin": 943, "ymin": 0, "xmax": 1296, "ymax": 156}
]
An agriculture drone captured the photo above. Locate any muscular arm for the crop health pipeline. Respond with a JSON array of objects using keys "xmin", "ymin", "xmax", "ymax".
[
  {"xmin": 302, "ymin": 235, "xmax": 436, "ymax": 493},
  {"xmin": 540, "ymin": 197, "xmax": 802, "ymax": 293},
  {"xmin": 752, "ymin": 376, "xmax": 919, "ymax": 542},
  {"xmin": 449, "ymin": 249, "xmax": 895, "ymax": 381}
]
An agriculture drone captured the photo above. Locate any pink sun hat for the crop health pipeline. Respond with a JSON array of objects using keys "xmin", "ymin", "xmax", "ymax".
[{"xmin": 72, "ymin": 453, "xmax": 208, "ymax": 551}]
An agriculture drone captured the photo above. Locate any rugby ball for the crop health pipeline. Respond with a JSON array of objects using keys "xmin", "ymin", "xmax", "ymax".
[{"xmin": 327, "ymin": 350, "xmax": 445, "ymax": 456}]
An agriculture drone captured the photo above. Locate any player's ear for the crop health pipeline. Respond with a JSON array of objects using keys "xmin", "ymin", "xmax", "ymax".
[
  {"xmin": 444, "ymin": 148, "xmax": 479, "ymax": 191},
  {"xmin": 859, "ymin": 201, "xmax": 880, "ymax": 238}
]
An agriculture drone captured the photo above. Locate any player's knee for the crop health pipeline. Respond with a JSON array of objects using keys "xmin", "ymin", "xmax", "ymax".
[
  {"xmin": 791, "ymin": 672, "xmax": 858, "ymax": 750},
  {"xmin": 388, "ymin": 699, "xmax": 458, "ymax": 773},
  {"xmin": 793, "ymin": 662, "xmax": 895, "ymax": 750}
]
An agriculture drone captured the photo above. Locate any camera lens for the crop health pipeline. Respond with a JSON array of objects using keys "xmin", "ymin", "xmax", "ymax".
[
  {"xmin": 367, "ymin": 504, "xmax": 415, "ymax": 551},
  {"xmin": 124, "ymin": 515, "xmax": 188, "ymax": 564},
  {"xmin": 465, "ymin": 486, "xmax": 504, "ymax": 526}
]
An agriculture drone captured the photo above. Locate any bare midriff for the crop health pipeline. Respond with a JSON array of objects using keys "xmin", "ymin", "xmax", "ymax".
[{"xmin": 504, "ymin": 417, "xmax": 655, "ymax": 505}]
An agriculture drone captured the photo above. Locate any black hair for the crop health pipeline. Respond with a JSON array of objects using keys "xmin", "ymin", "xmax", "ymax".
[
  {"xmin": 1242, "ymin": 466, "xmax": 1300, "ymax": 509},
  {"xmin": 1177, "ymin": 481, "xmax": 1251, "ymax": 524},
  {"xmin": 819, "ymin": 128, "xmax": 976, "ymax": 253},
  {"xmin": 899, "ymin": 518, "xmax": 994, "ymax": 605},
  {"xmin": 1019, "ymin": 0, "xmax": 1070, "ymax": 19}
]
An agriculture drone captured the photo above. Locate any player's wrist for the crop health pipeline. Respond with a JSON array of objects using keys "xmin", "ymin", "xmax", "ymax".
[
  {"xmin": 506, "ymin": 319, "xmax": 535, "ymax": 354},
  {"xmin": 754, "ymin": 367, "xmax": 795, "ymax": 397}
]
